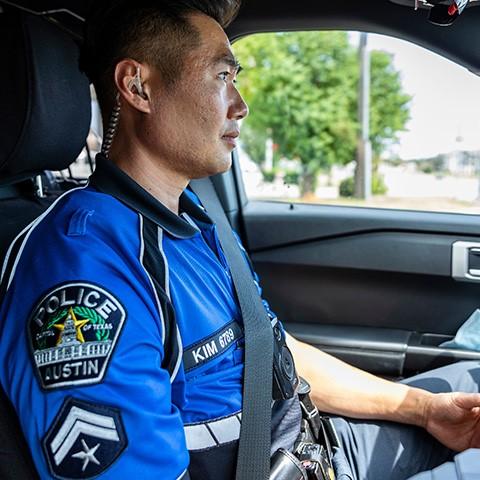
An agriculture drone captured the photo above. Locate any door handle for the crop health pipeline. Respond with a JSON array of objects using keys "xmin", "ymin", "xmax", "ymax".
[{"xmin": 452, "ymin": 241, "xmax": 480, "ymax": 282}]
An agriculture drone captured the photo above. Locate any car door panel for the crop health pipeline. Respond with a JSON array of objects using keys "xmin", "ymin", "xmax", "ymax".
[{"xmin": 242, "ymin": 200, "xmax": 480, "ymax": 377}]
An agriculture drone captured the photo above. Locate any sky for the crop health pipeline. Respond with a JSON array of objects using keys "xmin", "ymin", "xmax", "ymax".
[{"xmin": 366, "ymin": 32, "xmax": 480, "ymax": 160}]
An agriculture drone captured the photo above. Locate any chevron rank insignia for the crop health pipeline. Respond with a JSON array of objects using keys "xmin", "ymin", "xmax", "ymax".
[
  {"xmin": 28, "ymin": 283, "xmax": 126, "ymax": 390},
  {"xmin": 43, "ymin": 398, "xmax": 127, "ymax": 479}
]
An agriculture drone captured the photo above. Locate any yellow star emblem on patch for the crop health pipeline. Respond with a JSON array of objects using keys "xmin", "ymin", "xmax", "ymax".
[{"xmin": 54, "ymin": 307, "xmax": 90, "ymax": 344}]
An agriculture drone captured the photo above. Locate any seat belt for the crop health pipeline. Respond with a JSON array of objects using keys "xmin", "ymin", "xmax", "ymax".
[{"xmin": 190, "ymin": 178, "xmax": 273, "ymax": 480}]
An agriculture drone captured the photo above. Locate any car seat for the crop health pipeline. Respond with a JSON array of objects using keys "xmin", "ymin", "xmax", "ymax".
[{"xmin": 0, "ymin": 5, "xmax": 91, "ymax": 478}]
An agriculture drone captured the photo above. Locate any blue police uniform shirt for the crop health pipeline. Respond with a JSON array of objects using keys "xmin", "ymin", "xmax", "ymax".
[{"xmin": 0, "ymin": 156, "xmax": 300, "ymax": 479}]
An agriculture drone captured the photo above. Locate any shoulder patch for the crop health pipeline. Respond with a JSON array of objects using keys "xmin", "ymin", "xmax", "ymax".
[
  {"xmin": 28, "ymin": 283, "xmax": 126, "ymax": 390},
  {"xmin": 43, "ymin": 397, "xmax": 127, "ymax": 479}
]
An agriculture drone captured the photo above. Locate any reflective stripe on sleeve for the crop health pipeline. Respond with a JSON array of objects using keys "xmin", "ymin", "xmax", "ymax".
[{"xmin": 184, "ymin": 411, "xmax": 242, "ymax": 451}]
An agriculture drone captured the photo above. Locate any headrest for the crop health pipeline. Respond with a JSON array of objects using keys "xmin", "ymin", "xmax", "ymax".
[{"xmin": 0, "ymin": 7, "xmax": 91, "ymax": 183}]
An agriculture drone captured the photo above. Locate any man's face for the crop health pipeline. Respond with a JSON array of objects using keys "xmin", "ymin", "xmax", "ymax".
[{"xmin": 143, "ymin": 13, "xmax": 248, "ymax": 180}]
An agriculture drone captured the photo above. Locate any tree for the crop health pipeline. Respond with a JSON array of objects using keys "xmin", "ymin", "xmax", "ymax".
[{"xmin": 234, "ymin": 32, "xmax": 411, "ymax": 196}]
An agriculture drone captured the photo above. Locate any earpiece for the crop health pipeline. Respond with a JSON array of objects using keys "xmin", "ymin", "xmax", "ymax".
[{"xmin": 128, "ymin": 66, "xmax": 147, "ymax": 99}]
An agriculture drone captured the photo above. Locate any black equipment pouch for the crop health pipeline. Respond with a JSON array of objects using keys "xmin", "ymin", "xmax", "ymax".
[{"xmin": 270, "ymin": 449, "xmax": 308, "ymax": 480}]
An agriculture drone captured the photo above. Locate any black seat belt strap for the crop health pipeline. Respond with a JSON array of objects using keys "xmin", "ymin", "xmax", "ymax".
[{"xmin": 190, "ymin": 179, "xmax": 273, "ymax": 480}]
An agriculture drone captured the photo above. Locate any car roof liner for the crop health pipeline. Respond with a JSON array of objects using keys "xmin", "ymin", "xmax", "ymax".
[
  {"xmin": 0, "ymin": 6, "xmax": 91, "ymax": 184},
  {"xmin": 229, "ymin": 0, "xmax": 480, "ymax": 75},
  {"xmin": 3, "ymin": 0, "xmax": 480, "ymax": 75},
  {"xmin": 2, "ymin": 0, "xmax": 480, "ymax": 73}
]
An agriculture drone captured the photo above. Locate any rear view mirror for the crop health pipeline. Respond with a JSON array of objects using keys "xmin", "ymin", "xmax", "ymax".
[{"xmin": 428, "ymin": 0, "xmax": 469, "ymax": 26}]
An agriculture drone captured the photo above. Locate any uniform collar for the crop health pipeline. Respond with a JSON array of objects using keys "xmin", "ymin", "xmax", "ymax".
[{"xmin": 89, "ymin": 154, "xmax": 213, "ymax": 239}]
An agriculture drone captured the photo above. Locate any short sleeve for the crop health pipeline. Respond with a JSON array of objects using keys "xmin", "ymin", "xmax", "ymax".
[{"xmin": 0, "ymin": 197, "xmax": 189, "ymax": 479}]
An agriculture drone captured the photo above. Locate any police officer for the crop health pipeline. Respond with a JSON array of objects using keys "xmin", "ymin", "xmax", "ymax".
[{"xmin": 1, "ymin": 1, "xmax": 480, "ymax": 479}]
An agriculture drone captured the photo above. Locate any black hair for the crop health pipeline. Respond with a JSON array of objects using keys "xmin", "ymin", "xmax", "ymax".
[{"xmin": 80, "ymin": 0, "xmax": 241, "ymax": 115}]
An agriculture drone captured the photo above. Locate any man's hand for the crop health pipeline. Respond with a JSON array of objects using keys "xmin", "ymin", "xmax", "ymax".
[
  {"xmin": 424, "ymin": 392, "xmax": 480, "ymax": 451},
  {"xmin": 287, "ymin": 333, "xmax": 480, "ymax": 450}
]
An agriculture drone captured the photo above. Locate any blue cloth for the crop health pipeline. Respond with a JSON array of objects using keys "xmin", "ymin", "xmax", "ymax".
[
  {"xmin": 440, "ymin": 309, "xmax": 480, "ymax": 352},
  {"xmin": 331, "ymin": 361, "xmax": 480, "ymax": 480},
  {"xmin": 0, "ymin": 157, "xmax": 299, "ymax": 479},
  {"xmin": 0, "ymin": 186, "xmax": 190, "ymax": 479}
]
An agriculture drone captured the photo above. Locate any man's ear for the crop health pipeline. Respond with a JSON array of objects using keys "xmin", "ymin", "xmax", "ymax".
[{"xmin": 114, "ymin": 60, "xmax": 152, "ymax": 114}]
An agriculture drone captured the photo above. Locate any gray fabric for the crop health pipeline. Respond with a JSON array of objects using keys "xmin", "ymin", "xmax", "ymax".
[
  {"xmin": 271, "ymin": 395, "xmax": 302, "ymax": 454},
  {"xmin": 331, "ymin": 361, "xmax": 480, "ymax": 480},
  {"xmin": 332, "ymin": 447, "xmax": 354, "ymax": 480}
]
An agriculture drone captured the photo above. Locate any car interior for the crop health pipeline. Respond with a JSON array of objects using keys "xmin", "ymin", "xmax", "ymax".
[{"xmin": 1, "ymin": 0, "xmax": 480, "ymax": 478}]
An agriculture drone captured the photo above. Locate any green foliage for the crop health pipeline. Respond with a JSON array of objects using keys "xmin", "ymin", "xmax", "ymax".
[
  {"xmin": 419, "ymin": 164, "xmax": 433, "ymax": 174},
  {"xmin": 46, "ymin": 308, "xmax": 68, "ymax": 329},
  {"xmin": 73, "ymin": 306, "xmax": 103, "ymax": 325},
  {"xmin": 369, "ymin": 51, "xmax": 411, "ymax": 157},
  {"xmin": 414, "ymin": 154, "xmax": 448, "ymax": 174},
  {"xmin": 283, "ymin": 171, "xmax": 299, "ymax": 185},
  {"xmin": 261, "ymin": 169, "xmax": 276, "ymax": 182},
  {"xmin": 373, "ymin": 174, "xmax": 388, "ymax": 195},
  {"xmin": 339, "ymin": 174, "xmax": 388, "ymax": 197},
  {"xmin": 234, "ymin": 32, "xmax": 411, "ymax": 195},
  {"xmin": 74, "ymin": 306, "xmax": 109, "ymax": 341},
  {"xmin": 38, "ymin": 308, "xmax": 69, "ymax": 348},
  {"xmin": 241, "ymin": 126, "xmax": 268, "ymax": 164},
  {"xmin": 339, "ymin": 177, "xmax": 354, "ymax": 197},
  {"xmin": 38, "ymin": 304, "xmax": 110, "ymax": 348},
  {"xmin": 385, "ymin": 157, "xmax": 403, "ymax": 167}
]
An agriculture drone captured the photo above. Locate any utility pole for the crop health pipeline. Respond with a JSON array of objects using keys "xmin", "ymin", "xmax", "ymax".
[{"xmin": 355, "ymin": 32, "xmax": 372, "ymax": 200}]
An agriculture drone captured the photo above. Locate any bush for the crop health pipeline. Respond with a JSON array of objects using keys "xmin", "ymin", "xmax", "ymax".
[
  {"xmin": 339, "ymin": 176, "xmax": 355, "ymax": 197},
  {"xmin": 372, "ymin": 174, "xmax": 388, "ymax": 195},
  {"xmin": 339, "ymin": 174, "xmax": 387, "ymax": 197},
  {"xmin": 283, "ymin": 171, "xmax": 299, "ymax": 185},
  {"xmin": 261, "ymin": 169, "xmax": 276, "ymax": 183},
  {"xmin": 419, "ymin": 165, "xmax": 433, "ymax": 174}
]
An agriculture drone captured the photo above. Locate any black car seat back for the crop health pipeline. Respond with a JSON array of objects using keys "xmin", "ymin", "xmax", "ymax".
[
  {"xmin": 0, "ymin": 6, "xmax": 91, "ymax": 479},
  {"xmin": 0, "ymin": 5, "xmax": 91, "ymax": 259}
]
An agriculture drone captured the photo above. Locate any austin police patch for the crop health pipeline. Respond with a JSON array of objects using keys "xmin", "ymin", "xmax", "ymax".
[
  {"xmin": 43, "ymin": 398, "xmax": 127, "ymax": 479},
  {"xmin": 28, "ymin": 283, "xmax": 126, "ymax": 390}
]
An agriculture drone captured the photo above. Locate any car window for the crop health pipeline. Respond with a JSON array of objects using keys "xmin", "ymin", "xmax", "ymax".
[
  {"xmin": 234, "ymin": 31, "xmax": 480, "ymax": 215},
  {"xmin": 60, "ymin": 86, "xmax": 102, "ymax": 180}
]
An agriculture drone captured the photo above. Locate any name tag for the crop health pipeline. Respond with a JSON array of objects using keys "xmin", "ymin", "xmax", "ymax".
[{"xmin": 183, "ymin": 321, "xmax": 243, "ymax": 372}]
